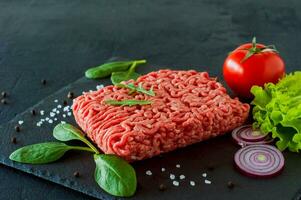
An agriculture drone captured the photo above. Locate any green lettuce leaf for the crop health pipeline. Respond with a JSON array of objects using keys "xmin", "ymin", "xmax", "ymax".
[{"xmin": 251, "ymin": 71, "xmax": 301, "ymax": 152}]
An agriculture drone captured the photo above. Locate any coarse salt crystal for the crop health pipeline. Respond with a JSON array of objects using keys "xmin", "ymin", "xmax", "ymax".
[
  {"xmin": 67, "ymin": 112, "xmax": 72, "ymax": 116},
  {"xmin": 57, "ymin": 105, "xmax": 62, "ymax": 108},
  {"xmin": 54, "ymin": 118, "xmax": 57, "ymax": 121},
  {"xmin": 161, "ymin": 168, "xmax": 166, "ymax": 172},
  {"xmin": 169, "ymin": 174, "xmax": 175, "ymax": 180},
  {"xmin": 56, "ymin": 110, "xmax": 60, "ymax": 114},
  {"xmin": 52, "ymin": 108, "xmax": 57, "ymax": 112},
  {"xmin": 36, "ymin": 123, "xmax": 41, "ymax": 127},
  {"xmin": 54, "ymin": 99, "xmax": 58, "ymax": 103},
  {"xmin": 96, "ymin": 84, "xmax": 104, "ymax": 90},
  {"xmin": 50, "ymin": 112, "xmax": 55, "ymax": 117},
  {"xmin": 172, "ymin": 181, "xmax": 179, "ymax": 186},
  {"xmin": 176, "ymin": 164, "xmax": 181, "ymax": 168},
  {"xmin": 204, "ymin": 179, "xmax": 211, "ymax": 184},
  {"xmin": 202, "ymin": 173, "xmax": 207, "ymax": 178},
  {"xmin": 179, "ymin": 175, "xmax": 185, "ymax": 180},
  {"xmin": 40, "ymin": 110, "xmax": 44, "ymax": 115},
  {"xmin": 18, "ymin": 120, "xmax": 24, "ymax": 125},
  {"xmin": 45, "ymin": 117, "xmax": 49, "ymax": 121},
  {"xmin": 145, "ymin": 170, "xmax": 152, "ymax": 176},
  {"xmin": 61, "ymin": 121, "xmax": 66, "ymax": 124},
  {"xmin": 190, "ymin": 181, "xmax": 196, "ymax": 186},
  {"xmin": 63, "ymin": 106, "xmax": 69, "ymax": 111},
  {"xmin": 48, "ymin": 119, "xmax": 53, "ymax": 124},
  {"xmin": 63, "ymin": 114, "xmax": 66, "ymax": 118}
]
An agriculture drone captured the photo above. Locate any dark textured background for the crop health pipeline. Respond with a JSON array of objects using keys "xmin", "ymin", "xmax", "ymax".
[{"xmin": 0, "ymin": 0, "xmax": 301, "ymax": 199}]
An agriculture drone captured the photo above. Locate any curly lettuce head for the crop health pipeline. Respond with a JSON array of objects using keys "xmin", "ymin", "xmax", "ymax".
[{"xmin": 251, "ymin": 71, "xmax": 301, "ymax": 152}]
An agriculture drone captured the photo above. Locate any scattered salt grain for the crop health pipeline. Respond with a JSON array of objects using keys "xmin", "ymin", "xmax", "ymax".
[
  {"xmin": 169, "ymin": 174, "xmax": 175, "ymax": 180},
  {"xmin": 18, "ymin": 120, "xmax": 24, "ymax": 125},
  {"xmin": 48, "ymin": 119, "xmax": 53, "ymax": 124},
  {"xmin": 54, "ymin": 118, "xmax": 57, "ymax": 121},
  {"xmin": 63, "ymin": 106, "xmax": 69, "ymax": 112},
  {"xmin": 172, "ymin": 181, "xmax": 179, "ymax": 186},
  {"xmin": 161, "ymin": 168, "xmax": 166, "ymax": 172},
  {"xmin": 54, "ymin": 99, "xmax": 58, "ymax": 103},
  {"xmin": 63, "ymin": 114, "xmax": 66, "ymax": 118},
  {"xmin": 179, "ymin": 175, "xmax": 185, "ymax": 180},
  {"xmin": 57, "ymin": 105, "xmax": 62, "ymax": 108},
  {"xmin": 50, "ymin": 112, "xmax": 55, "ymax": 117},
  {"xmin": 204, "ymin": 179, "xmax": 211, "ymax": 184},
  {"xmin": 61, "ymin": 121, "xmax": 66, "ymax": 124},
  {"xmin": 202, "ymin": 173, "xmax": 207, "ymax": 178},
  {"xmin": 67, "ymin": 112, "xmax": 72, "ymax": 116},
  {"xmin": 56, "ymin": 110, "xmax": 60, "ymax": 114},
  {"xmin": 190, "ymin": 181, "xmax": 196, "ymax": 186},
  {"xmin": 96, "ymin": 84, "xmax": 104, "ymax": 90},
  {"xmin": 145, "ymin": 170, "xmax": 152, "ymax": 176},
  {"xmin": 176, "ymin": 164, "xmax": 181, "ymax": 168},
  {"xmin": 40, "ymin": 110, "xmax": 45, "ymax": 115}
]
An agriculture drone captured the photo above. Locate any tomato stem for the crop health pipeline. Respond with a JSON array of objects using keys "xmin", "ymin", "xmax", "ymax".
[{"xmin": 241, "ymin": 37, "xmax": 279, "ymax": 63}]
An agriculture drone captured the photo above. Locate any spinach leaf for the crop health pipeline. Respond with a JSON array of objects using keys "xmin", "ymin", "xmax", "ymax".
[
  {"xmin": 94, "ymin": 154, "xmax": 137, "ymax": 197},
  {"xmin": 85, "ymin": 60, "xmax": 146, "ymax": 79},
  {"xmin": 9, "ymin": 142, "xmax": 95, "ymax": 164},
  {"xmin": 53, "ymin": 123, "xmax": 99, "ymax": 154},
  {"xmin": 111, "ymin": 60, "xmax": 145, "ymax": 85},
  {"xmin": 116, "ymin": 82, "xmax": 155, "ymax": 96},
  {"xmin": 105, "ymin": 99, "xmax": 152, "ymax": 106},
  {"xmin": 9, "ymin": 142, "xmax": 71, "ymax": 164}
]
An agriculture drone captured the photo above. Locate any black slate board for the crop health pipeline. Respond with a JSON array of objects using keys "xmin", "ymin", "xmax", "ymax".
[{"xmin": 1, "ymin": 66, "xmax": 301, "ymax": 200}]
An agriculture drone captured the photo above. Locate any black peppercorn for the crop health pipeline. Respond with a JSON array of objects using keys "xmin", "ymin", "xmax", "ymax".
[
  {"xmin": 31, "ymin": 109, "xmax": 36, "ymax": 116},
  {"xmin": 1, "ymin": 99, "xmax": 7, "ymax": 104},
  {"xmin": 67, "ymin": 92, "xmax": 74, "ymax": 99},
  {"xmin": 227, "ymin": 181, "xmax": 235, "ymax": 189},
  {"xmin": 73, "ymin": 171, "xmax": 80, "ymax": 177},
  {"xmin": 159, "ymin": 184, "xmax": 167, "ymax": 191},
  {"xmin": 63, "ymin": 100, "xmax": 68, "ymax": 105},
  {"xmin": 41, "ymin": 79, "xmax": 47, "ymax": 85},
  {"xmin": 1, "ymin": 91, "xmax": 7, "ymax": 98},
  {"xmin": 14, "ymin": 126, "xmax": 20, "ymax": 132},
  {"xmin": 11, "ymin": 137, "xmax": 17, "ymax": 144}
]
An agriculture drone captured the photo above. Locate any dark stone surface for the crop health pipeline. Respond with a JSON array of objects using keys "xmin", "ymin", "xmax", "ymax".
[{"xmin": 0, "ymin": 0, "xmax": 301, "ymax": 199}]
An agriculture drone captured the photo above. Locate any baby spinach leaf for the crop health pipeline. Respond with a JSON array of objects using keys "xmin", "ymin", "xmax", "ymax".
[
  {"xmin": 9, "ymin": 142, "xmax": 72, "ymax": 164},
  {"xmin": 105, "ymin": 99, "xmax": 152, "ymax": 106},
  {"xmin": 111, "ymin": 60, "xmax": 146, "ymax": 85},
  {"xmin": 94, "ymin": 154, "xmax": 137, "ymax": 197},
  {"xmin": 85, "ymin": 59, "xmax": 146, "ymax": 79},
  {"xmin": 111, "ymin": 71, "xmax": 140, "ymax": 85},
  {"xmin": 53, "ymin": 123, "xmax": 99, "ymax": 154}
]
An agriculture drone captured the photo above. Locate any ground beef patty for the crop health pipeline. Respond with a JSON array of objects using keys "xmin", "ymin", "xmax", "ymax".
[{"xmin": 73, "ymin": 70, "xmax": 250, "ymax": 161}]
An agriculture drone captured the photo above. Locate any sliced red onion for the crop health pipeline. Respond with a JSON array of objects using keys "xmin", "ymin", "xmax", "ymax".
[
  {"xmin": 234, "ymin": 144, "xmax": 284, "ymax": 178},
  {"xmin": 232, "ymin": 125, "xmax": 273, "ymax": 147}
]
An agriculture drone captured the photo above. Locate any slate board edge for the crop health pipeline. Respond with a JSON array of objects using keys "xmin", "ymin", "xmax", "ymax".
[{"xmin": 0, "ymin": 76, "xmax": 115, "ymax": 200}]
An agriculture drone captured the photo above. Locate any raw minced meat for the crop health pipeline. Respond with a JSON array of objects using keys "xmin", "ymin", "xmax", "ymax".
[{"xmin": 73, "ymin": 70, "xmax": 250, "ymax": 161}]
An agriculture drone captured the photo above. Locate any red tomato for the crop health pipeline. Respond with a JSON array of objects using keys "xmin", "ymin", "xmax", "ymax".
[{"xmin": 223, "ymin": 38, "xmax": 285, "ymax": 99}]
